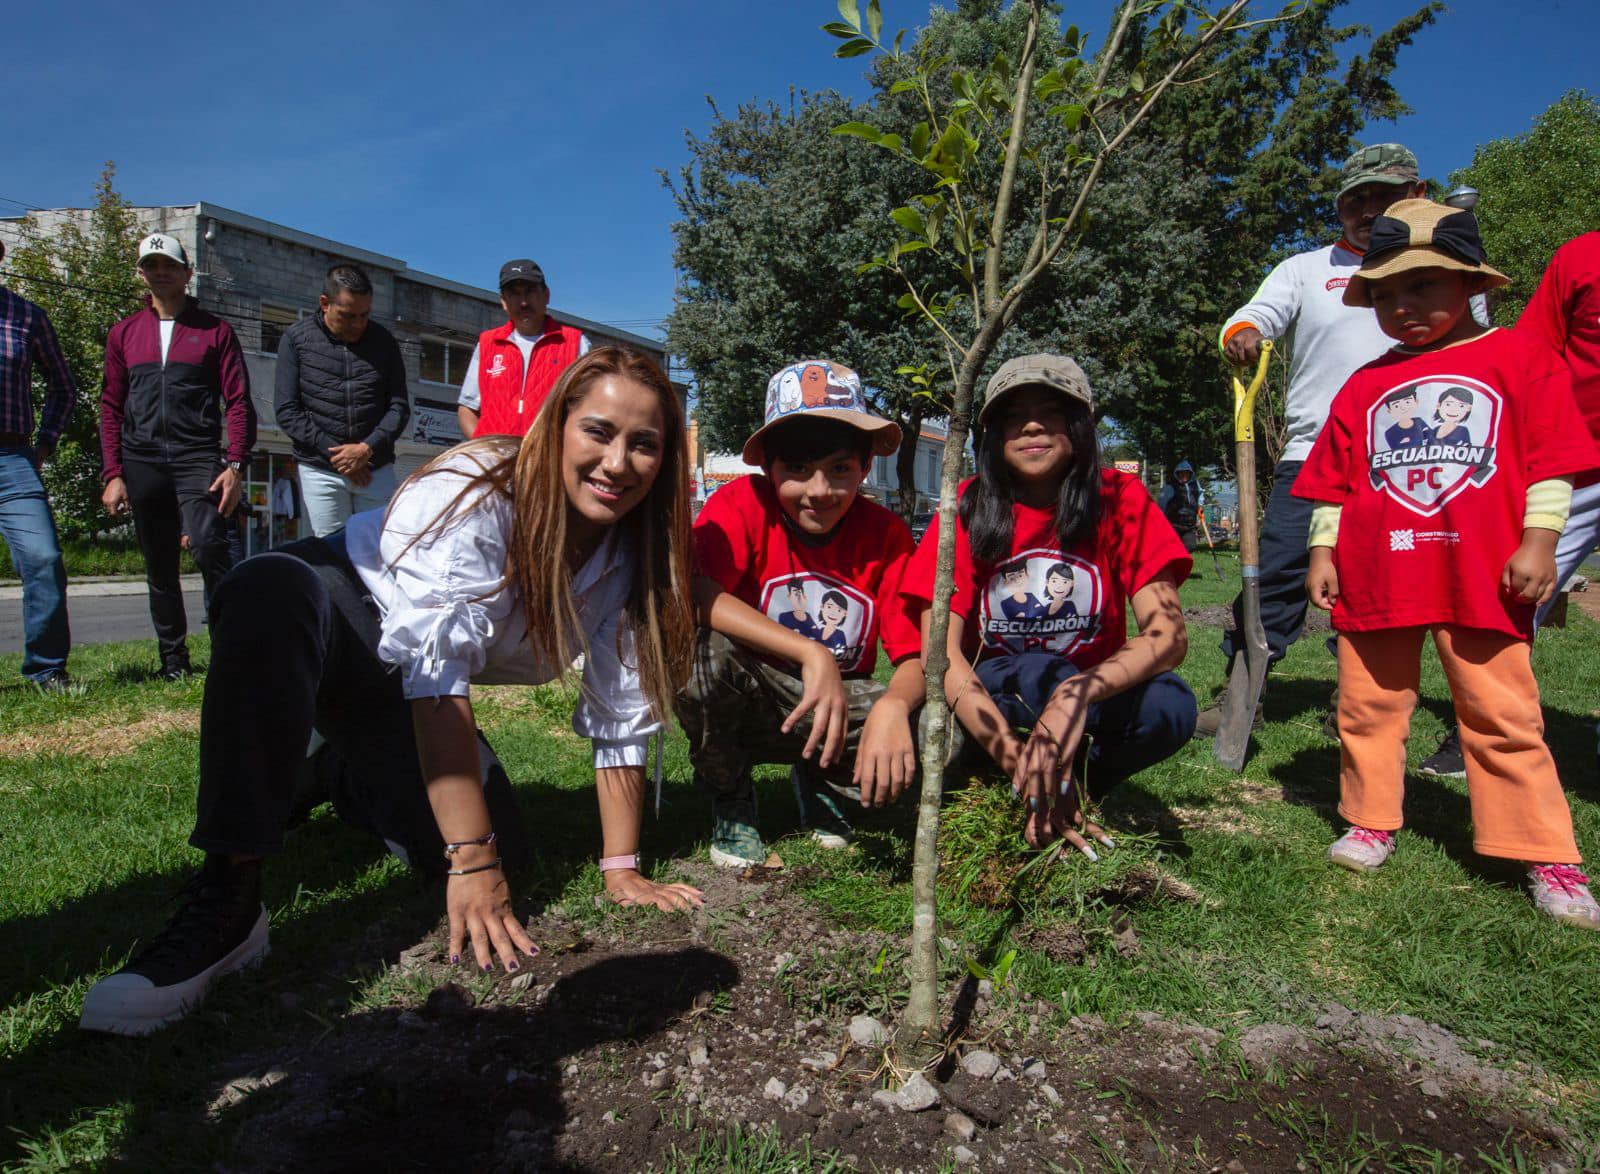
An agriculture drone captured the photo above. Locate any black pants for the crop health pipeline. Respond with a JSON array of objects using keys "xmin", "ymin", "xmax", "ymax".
[
  {"xmin": 122, "ymin": 453, "xmax": 236, "ymax": 663},
  {"xmin": 1219, "ymin": 458, "xmax": 1320, "ymax": 670},
  {"xmin": 189, "ymin": 536, "xmax": 523, "ymax": 873}
]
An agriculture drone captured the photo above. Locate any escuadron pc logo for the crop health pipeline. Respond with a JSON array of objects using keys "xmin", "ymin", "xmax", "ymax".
[{"xmin": 1365, "ymin": 375, "xmax": 1501, "ymax": 518}]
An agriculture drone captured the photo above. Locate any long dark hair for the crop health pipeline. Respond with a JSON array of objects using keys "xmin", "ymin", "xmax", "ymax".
[{"xmin": 960, "ymin": 396, "xmax": 1102, "ymax": 563}]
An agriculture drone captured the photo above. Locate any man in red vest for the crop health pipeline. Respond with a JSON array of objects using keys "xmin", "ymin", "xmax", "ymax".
[{"xmin": 456, "ymin": 259, "xmax": 589, "ymax": 437}]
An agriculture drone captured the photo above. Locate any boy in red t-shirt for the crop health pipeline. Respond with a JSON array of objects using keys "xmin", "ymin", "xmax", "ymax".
[
  {"xmin": 1295, "ymin": 199, "xmax": 1600, "ymax": 929},
  {"xmin": 679, "ymin": 360, "xmax": 924, "ymax": 868}
]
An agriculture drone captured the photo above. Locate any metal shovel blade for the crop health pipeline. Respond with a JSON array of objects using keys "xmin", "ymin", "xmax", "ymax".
[{"xmin": 1213, "ymin": 575, "xmax": 1268, "ymax": 771}]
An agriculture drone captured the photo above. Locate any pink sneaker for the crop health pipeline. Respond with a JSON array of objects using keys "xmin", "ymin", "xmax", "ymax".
[
  {"xmin": 1328, "ymin": 826, "xmax": 1395, "ymax": 872},
  {"xmin": 1527, "ymin": 863, "xmax": 1600, "ymax": 930}
]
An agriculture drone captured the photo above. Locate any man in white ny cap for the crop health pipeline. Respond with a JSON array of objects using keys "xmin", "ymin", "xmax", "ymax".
[{"xmin": 100, "ymin": 232, "xmax": 256, "ymax": 680}]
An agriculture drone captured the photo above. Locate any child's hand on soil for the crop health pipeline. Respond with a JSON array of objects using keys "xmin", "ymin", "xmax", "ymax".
[
  {"xmin": 785, "ymin": 643, "xmax": 848, "ymax": 768},
  {"xmin": 1502, "ymin": 529, "xmax": 1559, "ymax": 605},
  {"xmin": 447, "ymin": 867, "xmax": 540, "ymax": 972},
  {"xmin": 854, "ymin": 697, "xmax": 915, "ymax": 807}
]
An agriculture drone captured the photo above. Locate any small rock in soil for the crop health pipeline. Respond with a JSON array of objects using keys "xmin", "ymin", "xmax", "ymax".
[
  {"xmin": 1420, "ymin": 1079, "xmax": 1444, "ymax": 1098},
  {"xmin": 961, "ymin": 1049, "xmax": 1001, "ymax": 1079},
  {"xmin": 783, "ymin": 1086, "xmax": 810, "ymax": 1111},
  {"xmin": 398, "ymin": 942, "xmax": 434, "ymax": 971},
  {"xmin": 510, "ymin": 971, "xmax": 535, "ymax": 991},
  {"xmin": 763, "ymin": 1077, "xmax": 788, "ymax": 1101},
  {"xmin": 1022, "ymin": 1059, "xmax": 1047, "ymax": 1081},
  {"xmin": 953, "ymin": 1144, "xmax": 978, "ymax": 1166},
  {"xmin": 976, "ymin": 979, "xmax": 993, "ymax": 999},
  {"xmin": 800, "ymin": 1052, "xmax": 837, "ymax": 1071},
  {"xmin": 849, "ymin": 1015, "xmax": 888, "ymax": 1046},
  {"xmin": 871, "ymin": 1089, "xmax": 900, "ymax": 1112},
  {"xmin": 994, "ymin": 1066, "xmax": 1016, "ymax": 1082},
  {"xmin": 944, "ymin": 1111, "xmax": 977, "ymax": 1142},
  {"xmin": 897, "ymin": 1072, "xmax": 940, "ymax": 1112},
  {"xmin": 1041, "ymin": 1084, "xmax": 1062, "ymax": 1106},
  {"xmin": 688, "ymin": 1042, "xmax": 709, "ymax": 1068},
  {"xmin": 646, "ymin": 1069, "xmax": 673, "ymax": 1091}
]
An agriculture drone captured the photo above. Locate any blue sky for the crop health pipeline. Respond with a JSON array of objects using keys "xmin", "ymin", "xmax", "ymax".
[{"xmin": 7, "ymin": 0, "xmax": 1596, "ymax": 341}]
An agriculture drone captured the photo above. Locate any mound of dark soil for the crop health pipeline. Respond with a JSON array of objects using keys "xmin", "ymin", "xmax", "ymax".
[{"xmin": 203, "ymin": 865, "xmax": 1567, "ymax": 1172}]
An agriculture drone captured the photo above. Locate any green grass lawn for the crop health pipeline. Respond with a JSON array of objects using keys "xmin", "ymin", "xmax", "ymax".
[{"xmin": 2, "ymin": 555, "xmax": 1598, "ymax": 1168}]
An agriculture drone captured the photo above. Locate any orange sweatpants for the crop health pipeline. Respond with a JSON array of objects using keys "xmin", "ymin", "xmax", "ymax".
[{"xmin": 1336, "ymin": 625, "xmax": 1580, "ymax": 863}]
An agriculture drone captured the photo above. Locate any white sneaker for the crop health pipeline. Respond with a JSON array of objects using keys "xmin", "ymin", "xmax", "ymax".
[
  {"xmin": 1328, "ymin": 826, "xmax": 1395, "ymax": 873},
  {"xmin": 1527, "ymin": 863, "xmax": 1600, "ymax": 930}
]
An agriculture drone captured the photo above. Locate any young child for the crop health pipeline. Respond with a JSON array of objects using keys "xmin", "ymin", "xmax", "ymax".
[
  {"xmin": 1295, "ymin": 198, "xmax": 1600, "ymax": 929},
  {"xmin": 903, "ymin": 355, "xmax": 1197, "ymax": 855},
  {"xmin": 678, "ymin": 360, "xmax": 925, "ymax": 868}
]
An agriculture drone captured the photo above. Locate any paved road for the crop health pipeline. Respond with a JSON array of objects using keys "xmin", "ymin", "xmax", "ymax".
[{"xmin": 0, "ymin": 577, "xmax": 205, "ymax": 651}]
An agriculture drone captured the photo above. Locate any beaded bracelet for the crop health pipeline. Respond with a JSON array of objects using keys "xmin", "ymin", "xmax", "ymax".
[
  {"xmin": 446, "ymin": 858, "xmax": 503, "ymax": 877},
  {"xmin": 442, "ymin": 830, "xmax": 496, "ymax": 861}
]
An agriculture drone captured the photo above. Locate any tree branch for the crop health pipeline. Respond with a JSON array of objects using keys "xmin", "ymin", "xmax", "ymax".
[{"xmin": 983, "ymin": 0, "xmax": 1044, "ymax": 311}]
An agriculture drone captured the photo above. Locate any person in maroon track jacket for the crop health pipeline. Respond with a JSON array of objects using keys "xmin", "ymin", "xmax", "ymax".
[{"xmin": 100, "ymin": 232, "xmax": 256, "ymax": 680}]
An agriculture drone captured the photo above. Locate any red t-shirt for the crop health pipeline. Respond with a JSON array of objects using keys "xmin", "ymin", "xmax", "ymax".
[
  {"xmin": 1293, "ymin": 328, "xmax": 1599, "ymax": 639},
  {"xmin": 691, "ymin": 474, "xmax": 919, "ymax": 676},
  {"xmin": 901, "ymin": 470, "xmax": 1192, "ymax": 668},
  {"xmin": 1518, "ymin": 231, "xmax": 1600, "ymax": 487}
]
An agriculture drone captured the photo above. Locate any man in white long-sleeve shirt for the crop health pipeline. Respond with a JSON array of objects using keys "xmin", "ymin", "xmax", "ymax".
[{"xmin": 1198, "ymin": 144, "xmax": 1427, "ymax": 736}]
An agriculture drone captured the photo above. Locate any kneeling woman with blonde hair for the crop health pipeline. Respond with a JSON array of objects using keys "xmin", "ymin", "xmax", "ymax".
[{"xmin": 81, "ymin": 346, "xmax": 699, "ymax": 1036}]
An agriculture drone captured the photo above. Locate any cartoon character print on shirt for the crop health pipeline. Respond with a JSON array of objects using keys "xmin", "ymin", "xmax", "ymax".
[
  {"xmin": 759, "ymin": 573, "xmax": 874, "ymax": 672},
  {"xmin": 979, "ymin": 550, "xmax": 1102, "ymax": 656},
  {"xmin": 1367, "ymin": 375, "xmax": 1502, "ymax": 516}
]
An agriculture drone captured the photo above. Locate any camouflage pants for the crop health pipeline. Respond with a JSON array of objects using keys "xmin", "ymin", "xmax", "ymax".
[{"xmin": 675, "ymin": 630, "xmax": 894, "ymax": 803}]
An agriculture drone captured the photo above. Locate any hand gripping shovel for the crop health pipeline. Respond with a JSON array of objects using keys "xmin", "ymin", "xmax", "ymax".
[{"xmin": 1213, "ymin": 340, "xmax": 1274, "ymax": 772}]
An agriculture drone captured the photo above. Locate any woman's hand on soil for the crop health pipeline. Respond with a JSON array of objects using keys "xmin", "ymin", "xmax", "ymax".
[
  {"xmin": 604, "ymin": 870, "xmax": 705, "ymax": 912},
  {"xmin": 446, "ymin": 868, "xmax": 539, "ymax": 971}
]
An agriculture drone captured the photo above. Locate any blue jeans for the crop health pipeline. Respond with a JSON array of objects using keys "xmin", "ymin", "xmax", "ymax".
[
  {"xmin": 975, "ymin": 651, "xmax": 1196, "ymax": 795},
  {"xmin": 0, "ymin": 446, "xmax": 70, "ymax": 680}
]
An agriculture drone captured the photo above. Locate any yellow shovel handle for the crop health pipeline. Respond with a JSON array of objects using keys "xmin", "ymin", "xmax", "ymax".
[{"xmin": 1231, "ymin": 339, "xmax": 1274, "ymax": 444}]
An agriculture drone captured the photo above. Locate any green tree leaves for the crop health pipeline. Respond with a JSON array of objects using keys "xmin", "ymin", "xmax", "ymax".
[{"xmin": 1450, "ymin": 90, "xmax": 1600, "ymax": 324}]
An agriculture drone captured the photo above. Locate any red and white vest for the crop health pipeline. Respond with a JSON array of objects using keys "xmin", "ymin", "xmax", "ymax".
[{"xmin": 471, "ymin": 318, "xmax": 586, "ymax": 437}]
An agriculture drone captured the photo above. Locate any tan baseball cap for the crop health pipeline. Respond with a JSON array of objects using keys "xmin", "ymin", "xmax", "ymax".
[{"xmin": 978, "ymin": 354, "xmax": 1093, "ymax": 425}]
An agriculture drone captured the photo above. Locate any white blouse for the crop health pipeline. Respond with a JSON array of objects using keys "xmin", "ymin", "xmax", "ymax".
[{"xmin": 341, "ymin": 448, "xmax": 660, "ymax": 769}]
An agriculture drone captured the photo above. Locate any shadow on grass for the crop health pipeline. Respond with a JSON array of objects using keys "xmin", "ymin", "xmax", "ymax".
[
  {"xmin": 150, "ymin": 948, "xmax": 740, "ymax": 1172},
  {"xmin": 0, "ymin": 761, "xmax": 731, "ymax": 1170}
]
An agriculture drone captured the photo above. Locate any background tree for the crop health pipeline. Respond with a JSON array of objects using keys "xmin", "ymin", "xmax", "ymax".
[
  {"xmin": 6, "ymin": 165, "xmax": 144, "ymax": 539},
  {"xmin": 665, "ymin": 92, "xmax": 948, "ymax": 514},
  {"xmin": 1449, "ymin": 89, "xmax": 1600, "ymax": 324}
]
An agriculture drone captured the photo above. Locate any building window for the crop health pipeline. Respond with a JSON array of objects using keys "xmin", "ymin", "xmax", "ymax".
[
  {"xmin": 260, "ymin": 305, "xmax": 299, "ymax": 354},
  {"xmin": 419, "ymin": 338, "xmax": 475, "ymax": 386}
]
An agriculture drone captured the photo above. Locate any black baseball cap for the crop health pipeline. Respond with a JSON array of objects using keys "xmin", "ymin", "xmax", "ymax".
[{"xmin": 498, "ymin": 259, "xmax": 545, "ymax": 289}]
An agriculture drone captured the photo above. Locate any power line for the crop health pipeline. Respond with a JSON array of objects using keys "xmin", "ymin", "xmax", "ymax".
[{"xmin": 0, "ymin": 267, "xmax": 133, "ymax": 300}]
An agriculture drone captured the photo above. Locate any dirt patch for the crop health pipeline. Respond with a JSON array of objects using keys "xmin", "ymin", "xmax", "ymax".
[
  {"xmin": 193, "ymin": 863, "xmax": 1574, "ymax": 1172},
  {"xmin": 1566, "ymin": 586, "xmax": 1600, "ymax": 625},
  {"xmin": 1186, "ymin": 604, "xmax": 1332, "ymax": 634},
  {"xmin": 0, "ymin": 707, "xmax": 198, "ymax": 760}
]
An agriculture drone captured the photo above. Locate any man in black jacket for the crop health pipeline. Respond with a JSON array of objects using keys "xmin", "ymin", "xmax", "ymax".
[{"xmin": 274, "ymin": 264, "xmax": 410, "ymax": 536}]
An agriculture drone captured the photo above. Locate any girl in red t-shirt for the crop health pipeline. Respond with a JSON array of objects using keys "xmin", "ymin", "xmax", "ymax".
[
  {"xmin": 905, "ymin": 355, "xmax": 1195, "ymax": 856},
  {"xmin": 1297, "ymin": 198, "xmax": 1600, "ymax": 930}
]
